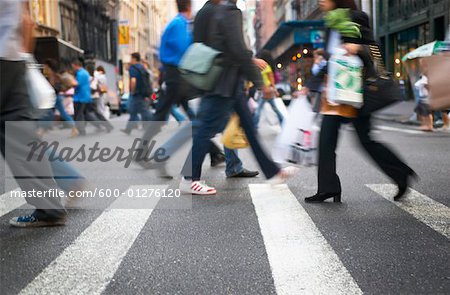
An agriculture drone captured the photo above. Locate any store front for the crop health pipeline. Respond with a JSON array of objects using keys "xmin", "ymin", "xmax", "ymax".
[
  {"xmin": 377, "ymin": 0, "xmax": 449, "ymax": 100},
  {"xmin": 261, "ymin": 20, "xmax": 325, "ymax": 94}
]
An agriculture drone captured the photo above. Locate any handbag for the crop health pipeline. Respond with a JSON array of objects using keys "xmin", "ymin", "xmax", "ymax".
[
  {"xmin": 24, "ymin": 54, "xmax": 57, "ymax": 109},
  {"xmin": 359, "ymin": 45, "xmax": 402, "ymax": 116},
  {"xmin": 178, "ymin": 42, "xmax": 223, "ymax": 91},
  {"xmin": 222, "ymin": 113, "xmax": 249, "ymax": 149}
]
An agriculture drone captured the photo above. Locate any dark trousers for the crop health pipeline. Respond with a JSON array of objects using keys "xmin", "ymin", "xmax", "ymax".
[
  {"xmin": 185, "ymin": 80, "xmax": 280, "ymax": 181},
  {"xmin": 318, "ymin": 115, "xmax": 413, "ymax": 193},
  {"xmin": 0, "ymin": 60, "xmax": 65, "ymax": 217},
  {"xmin": 140, "ymin": 65, "xmax": 222, "ymax": 158},
  {"xmin": 74, "ymin": 102, "xmax": 112, "ymax": 135}
]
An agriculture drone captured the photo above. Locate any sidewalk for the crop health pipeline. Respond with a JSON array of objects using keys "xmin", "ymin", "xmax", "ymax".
[{"xmin": 373, "ymin": 100, "xmax": 419, "ymax": 125}]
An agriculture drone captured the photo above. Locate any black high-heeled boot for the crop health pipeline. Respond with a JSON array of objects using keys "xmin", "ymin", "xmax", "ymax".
[
  {"xmin": 305, "ymin": 192, "xmax": 342, "ymax": 203},
  {"xmin": 394, "ymin": 170, "xmax": 418, "ymax": 201}
]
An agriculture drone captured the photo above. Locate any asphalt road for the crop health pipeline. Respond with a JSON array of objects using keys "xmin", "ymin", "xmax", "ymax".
[{"xmin": 0, "ymin": 113, "xmax": 449, "ymax": 295}]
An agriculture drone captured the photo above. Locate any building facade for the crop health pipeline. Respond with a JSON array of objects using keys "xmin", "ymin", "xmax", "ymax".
[
  {"xmin": 377, "ymin": 0, "xmax": 449, "ymax": 73},
  {"xmin": 29, "ymin": 0, "xmax": 61, "ymax": 37}
]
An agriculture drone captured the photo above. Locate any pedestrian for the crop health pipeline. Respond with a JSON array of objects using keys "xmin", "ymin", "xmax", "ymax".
[
  {"xmin": 1, "ymin": 0, "xmax": 67, "ymax": 227},
  {"xmin": 41, "ymin": 58, "xmax": 80, "ymax": 137},
  {"xmin": 178, "ymin": 0, "xmax": 297, "ymax": 195},
  {"xmin": 304, "ymin": 0, "xmax": 416, "ymax": 203},
  {"xmin": 71, "ymin": 58, "xmax": 113, "ymax": 135},
  {"xmin": 95, "ymin": 65, "xmax": 110, "ymax": 118},
  {"xmin": 135, "ymin": 0, "xmax": 236, "ymax": 171},
  {"xmin": 414, "ymin": 59, "xmax": 433, "ymax": 132},
  {"xmin": 253, "ymin": 50, "xmax": 284, "ymax": 128},
  {"xmin": 86, "ymin": 64, "xmax": 114, "ymax": 131},
  {"xmin": 305, "ymin": 48, "xmax": 327, "ymax": 113},
  {"xmin": 121, "ymin": 52, "xmax": 152, "ymax": 135}
]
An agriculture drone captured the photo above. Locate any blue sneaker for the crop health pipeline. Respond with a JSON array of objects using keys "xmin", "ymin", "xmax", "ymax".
[{"xmin": 9, "ymin": 213, "xmax": 66, "ymax": 228}]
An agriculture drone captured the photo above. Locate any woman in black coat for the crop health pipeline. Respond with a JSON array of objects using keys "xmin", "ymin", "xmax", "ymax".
[{"xmin": 305, "ymin": 0, "xmax": 416, "ymax": 203}]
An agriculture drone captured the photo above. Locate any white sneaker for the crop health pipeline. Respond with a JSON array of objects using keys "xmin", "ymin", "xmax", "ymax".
[
  {"xmin": 179, "ymin": 178, "xmax": 217, "ymax": 195},
  {"xmin": 267, "ymin": 166, "xmax": 300, "ymax": 185}
]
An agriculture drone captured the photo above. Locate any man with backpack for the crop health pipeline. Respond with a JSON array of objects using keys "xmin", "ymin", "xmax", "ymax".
[{"xmin": 121, "ymin": 52, "xmax": 152, "ymax": 135}]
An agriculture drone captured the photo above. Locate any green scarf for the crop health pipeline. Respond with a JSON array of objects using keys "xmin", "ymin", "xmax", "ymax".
[{"xmin": 324, "ymin": 8, "xmax": 361, "ymax": 38}]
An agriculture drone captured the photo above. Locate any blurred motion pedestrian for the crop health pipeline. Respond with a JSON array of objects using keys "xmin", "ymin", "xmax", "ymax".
[
  {"xmin": 252, "ymin": 50, "xmax": 284, "ymax": 128},
  {"xmin": 71, "ymin": 58, "xmax": 113, "ymax": 135},
  {"xmin": 179, "ymin": 0, "xmax": 297, "ymax": 195},
  {"xmin": 1, "ymin": 0, "xmax": 67, "ymax": 227},
  {"xmin": 414, "ymin": 59, "xmax": 433, "ymax": 132},
  {"xmin": 304, "ymin": 0, "xmax": 416, "ymax": 204},
  {"xmin": 40, "ymin": 58, "xmax": 79, "ymax": 137},
  {"xmin": 121, "ymin": 52, "xmax": 152, "ymax": 135},
  {"xmin": 95, "ymin": 65, "xmax": 110, "ymax": 119},
  {"xmin": 134, "ymin": 0, "xmax": 228, "ymax": 168}
]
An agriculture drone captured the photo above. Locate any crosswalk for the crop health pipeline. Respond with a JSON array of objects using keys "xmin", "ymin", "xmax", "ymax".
[{"xmin": 1, "ymin": 183, "xmax": 448, "ymax": 294}]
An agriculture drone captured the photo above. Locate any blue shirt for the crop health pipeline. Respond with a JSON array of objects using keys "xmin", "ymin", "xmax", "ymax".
[
  {"xmin": 73, "ymin": 68, "xmax": 92, "ymax": 103},
  {"xmin": 159, "ymin": 14, "xmax": 193, "ymax": 66}
]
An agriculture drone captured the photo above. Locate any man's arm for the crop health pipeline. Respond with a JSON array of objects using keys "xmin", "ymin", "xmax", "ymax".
[
  {"xmin": 130, "ymin": 77, "xmax": 137, "ymax": 93},
  {"xmin": 21, "ymin": 2, "xmax": 35, "ymax": 53}
]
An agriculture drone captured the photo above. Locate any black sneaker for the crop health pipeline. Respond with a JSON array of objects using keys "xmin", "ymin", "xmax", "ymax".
[{"xmin": 9, "ymin": 213, "xmax": 67, "ymax": 228}]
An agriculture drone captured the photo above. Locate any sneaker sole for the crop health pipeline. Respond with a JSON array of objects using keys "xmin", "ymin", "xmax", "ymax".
[{"xmin": 9, "ymin": 219, "xmax": 66, "ymax": 228}]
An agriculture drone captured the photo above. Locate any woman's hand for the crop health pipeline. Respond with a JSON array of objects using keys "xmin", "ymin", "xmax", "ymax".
[
  {"xmin": 342, "ymin": 43, "xmax": 361, "ymax": 55},
  {"xmin": 253, "ymin": 58, "xmax": 268, "ymax": 71}
]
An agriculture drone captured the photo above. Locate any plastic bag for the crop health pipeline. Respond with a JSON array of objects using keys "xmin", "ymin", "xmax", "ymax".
[
  {"xmin": 272, "ymin": 96, "xmax": 317, "ymax": 166},
  {"xmin": 25, "ymin": 56, "xmax": 56, "ymax": 109},
  {"xmin": 222, "ymin": 113, "xmax": 249, "ymax": 149},
  {"xmin": 327, "ymin": 48, "xmax": 364, "ymax": 108}
]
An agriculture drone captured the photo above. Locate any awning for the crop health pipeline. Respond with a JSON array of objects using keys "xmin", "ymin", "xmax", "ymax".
[{"xmin": 262, "ymin": 20, "xmax": 326, "ymax": 59}]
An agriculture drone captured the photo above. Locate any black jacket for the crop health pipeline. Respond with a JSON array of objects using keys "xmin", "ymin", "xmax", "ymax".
[
  {"xmin": 306, "ymin": 10, "xmax": 377, "ymax": 91},
  {"xmin": 193, "ymin": 1, "xmax": 263, "ymax": 97}
]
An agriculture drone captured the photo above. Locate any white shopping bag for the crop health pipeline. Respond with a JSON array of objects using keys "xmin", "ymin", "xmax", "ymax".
[
  {"xmin": 272, "ymin": 95, "xmax": 317, "ymax": 166},
  {"xmin": 327, "ymin": 48, "xmax": 364, "ymax": 108},
  {"xmin": 23, "ymin": 53, "xmax": 56, "ymax": 109}
]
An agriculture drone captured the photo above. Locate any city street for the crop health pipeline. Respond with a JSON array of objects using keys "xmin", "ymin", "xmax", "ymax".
[{"xmin": 1, "ymin": 115, "xmax": 449, "ymax": 295}]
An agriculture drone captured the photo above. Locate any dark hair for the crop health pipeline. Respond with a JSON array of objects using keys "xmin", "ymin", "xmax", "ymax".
[
  {"xmin": 131, "ymin": 52, "xmax": 141, "ymax": 62},
  {"xmin": 71, "ymin": 57, "xmax": 83, "ymax": 67},
  {"xmin": 176, "ymin": 0, "xmax": 191, "ymax": 12},
  {"xmin": 96, "ymin": 66, "xmax": 105, "ymax": 73},
  {"xmin": 86, "ymin": 64, "xmax": 95, "ymax": 77},
  {"xmin": 257, "ymin": 50, "xmax": 275, "ymax": 71},
  {"xmin": 333, "ymin": 0, "xmax": 358, "ymax": 10},
  {"xmin": 44, "ymin": 58, "xmax": 59, "ymax": 72},
  {"xmin": 313, "ymin": 49, "xmax": 325, "ymax": 57}
]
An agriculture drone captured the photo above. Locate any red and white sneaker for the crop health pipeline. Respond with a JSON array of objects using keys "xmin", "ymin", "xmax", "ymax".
[{"xmin": 179, "ymin": 178, "xmax": 217, "ymax": 195}]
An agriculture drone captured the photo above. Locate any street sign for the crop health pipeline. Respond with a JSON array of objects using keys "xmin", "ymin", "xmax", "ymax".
[{"xmin": 118, "ymin": 20, "xmax": 130, "ymax": 46}]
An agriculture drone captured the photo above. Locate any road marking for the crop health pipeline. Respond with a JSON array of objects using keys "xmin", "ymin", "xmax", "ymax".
[
  {"xmin": 375, "ymin": 125, "xmax": 423, "ymax": 135},
  {"xmin": 19, "ymin": 185, "xmax": 164, "ymax": 295},
  {"xmin": 0, "ymin": 188, "xmax": 26, "ymax": 217},
  {"xmin": 249, "ymin": 184, "xmax": 362, "ymax": 295},
  {"xmin": 366, "ymin": 184, "xmax": 450, "ymax": 239}
]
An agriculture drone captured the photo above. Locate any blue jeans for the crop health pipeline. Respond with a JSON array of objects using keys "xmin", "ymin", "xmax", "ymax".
[
  {"xmin": 253, "ymin": 97, "xmax": 284, "ymax": 127},
  {"xmin": 55, "ymin": 95, "xmax": 75, "ymax": 126},
  {"xmin": 184, "ymin": 81, "xmax": 280, "ymax": 181},
  {"xmin": 126, "ymin": 94, "xmax": 152, "ymax": 131}
]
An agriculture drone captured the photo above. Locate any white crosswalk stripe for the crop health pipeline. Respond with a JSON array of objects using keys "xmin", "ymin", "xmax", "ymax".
[
  {"xmin": 249, "ymin": 184, "xmax": 362, "ymax": 295},
  {"xmin": 366, "ymin": 184, "xmax": 450, "ymax": 239},
  {"xmin": 19, "ymin": 185, "xmax": 164, "ymax": 295},
  {"xmin": 0, "ymin": 188, "xmax": 26, "ymax": 217}
]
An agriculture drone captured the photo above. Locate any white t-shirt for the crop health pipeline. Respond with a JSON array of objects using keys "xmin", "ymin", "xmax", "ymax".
[
  {"xmin": 0, "ymin": 0, "xmax": 24, "ymax": 60},
  {"xmin": 415, "ymin": 75, "xmax": 429, "ymax": 103}
]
